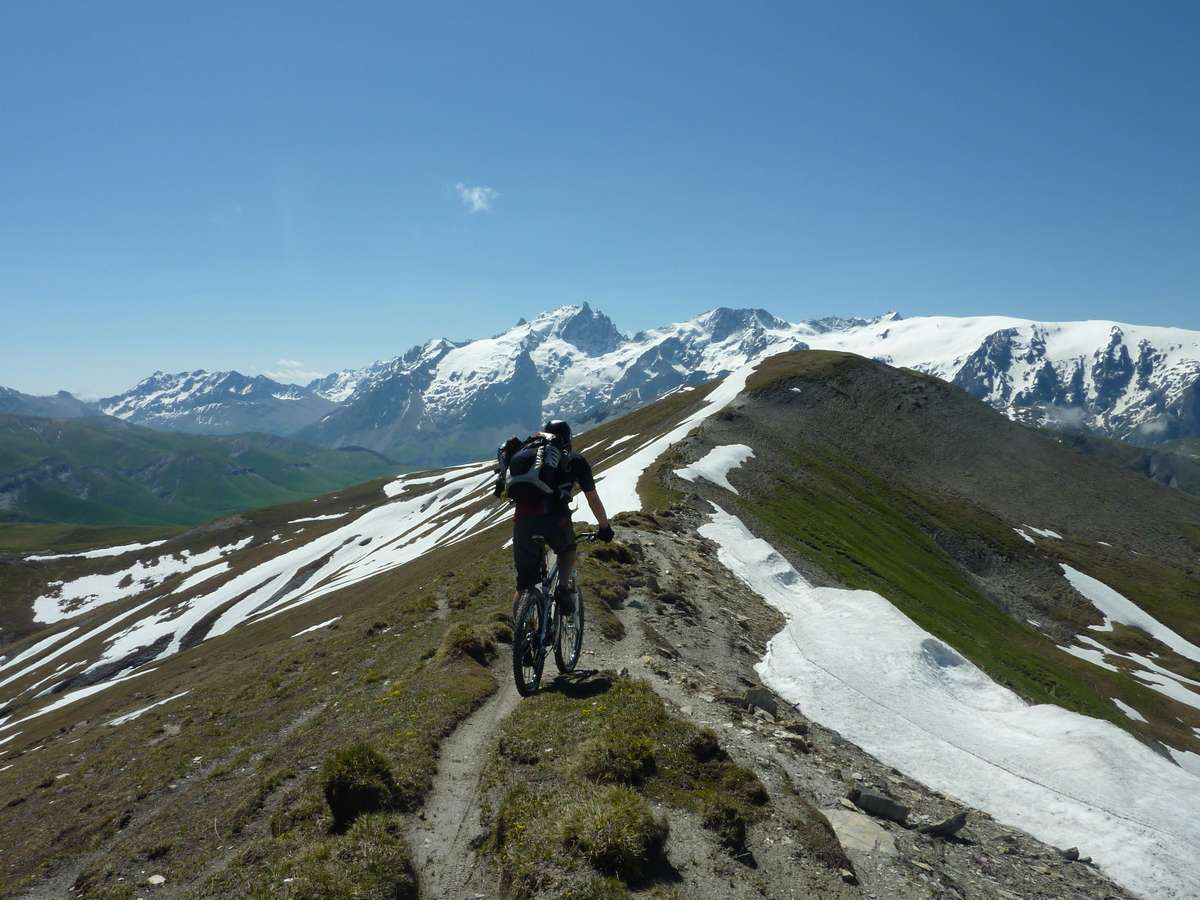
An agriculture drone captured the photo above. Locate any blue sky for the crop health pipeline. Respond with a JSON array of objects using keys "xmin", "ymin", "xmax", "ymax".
[{"xmin": 2, "ymin": 1, "xmax": 1198, "ymax": 396}]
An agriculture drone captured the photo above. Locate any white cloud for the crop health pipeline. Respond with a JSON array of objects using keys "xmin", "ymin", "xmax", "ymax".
[
  {"xmin": 265, "ymin": 359, "xmax": 325, "ymax": 385},
  {"xmin": 455, "ymin": 183, "xmax": 498, "ymax": 213}
]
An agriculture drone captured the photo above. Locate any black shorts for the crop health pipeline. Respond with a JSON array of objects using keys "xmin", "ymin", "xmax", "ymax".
[{"xmin": 513, "ymin": 514, "xmax": 576, "ymax": 591}]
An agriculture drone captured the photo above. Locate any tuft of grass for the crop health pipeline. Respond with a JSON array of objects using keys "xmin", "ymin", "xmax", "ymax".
[
  {"xmin": 485, "ymin": 677, "xmax": 767, "ymax": 895},
  {"xmin": 320, "ymin": 743, "xmax": 400, "ymax": 831},
  {"xmin": 561, "ymin": 785, "xmax": 670, "ymax": 880},
  {"xmin": 285, "ymin": 813, "xmax": 417, "ymax": 900},
  {"xmin": 571, "ymin": 734, "xmax": 657, "ymax": 786},
  {"xmin": 435, "ymin": 622, "xmax": 498, "ymax": 666}
]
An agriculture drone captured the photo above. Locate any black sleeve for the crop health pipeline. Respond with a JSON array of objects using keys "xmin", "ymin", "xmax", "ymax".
[{"xmin": 570, "ymin": 454, "xmax": 595, "ymax": 492}]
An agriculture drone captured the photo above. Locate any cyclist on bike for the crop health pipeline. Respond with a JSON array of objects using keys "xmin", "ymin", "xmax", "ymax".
[{"xmin": 494, "ymin": 420, "xmax": 613, "ymax": 616}]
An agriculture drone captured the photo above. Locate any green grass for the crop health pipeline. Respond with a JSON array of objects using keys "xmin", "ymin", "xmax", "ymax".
[
  {"xmin": 484, "ymin": 677, "xmax": 768, "ymax": 897},
  {"xmin": 744, "ymin": 349, "xmax": 867, "ymax": 393},
  {"xmin": 0, "ymin": 522, "xmax": 183, "ymax": 553},
  {"xmin": 0, "ymin": 413, "xmax": 400, "ymax": 527}
]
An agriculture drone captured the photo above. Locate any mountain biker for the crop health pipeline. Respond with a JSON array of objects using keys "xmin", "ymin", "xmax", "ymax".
[{"xmin": 494, "ymin": 420, "xmax": 613, "ymax": 616}]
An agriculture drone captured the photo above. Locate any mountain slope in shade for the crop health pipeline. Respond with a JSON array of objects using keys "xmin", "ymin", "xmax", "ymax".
[
  {"xmin": 98, "ymin": 370, "xmax": 336, "ymax": 436},
  {"xmin": 0, "ymin": 386, "xmax": 94, "ymax": 419}
]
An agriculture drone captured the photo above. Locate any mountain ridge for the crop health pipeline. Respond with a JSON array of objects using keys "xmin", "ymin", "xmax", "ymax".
[{"xmin": 9, "ymin": 305, "xmax": 1200, "ymax": 466}]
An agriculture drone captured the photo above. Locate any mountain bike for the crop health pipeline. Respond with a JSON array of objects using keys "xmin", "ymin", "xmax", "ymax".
[{"xmin": 511, "ymin": 532, "xmax": 596, "ymax": 697}]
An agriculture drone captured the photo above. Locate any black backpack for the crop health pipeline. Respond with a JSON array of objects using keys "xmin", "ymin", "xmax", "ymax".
[{"xmin": 496, "ymin": 433, "xmax": 570, "ymax": 502}]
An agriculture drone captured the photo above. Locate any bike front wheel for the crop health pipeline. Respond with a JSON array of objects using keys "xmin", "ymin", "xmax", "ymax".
[
  {"xmin": 512, "ymin": 590, "xmax": 546, "ymax": 697},
  {"xmin": 554, "ymin": 585, "xmax": 585, "ymax": 674}
]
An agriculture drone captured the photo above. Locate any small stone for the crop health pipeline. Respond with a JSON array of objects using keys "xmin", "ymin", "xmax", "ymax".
[
  {"xmin": 641, "ymin": 655, "xmax": 657, "ymax": 666},
  {"xmin": 1059, "ymin": 846, "xmax": 1080, "ymax": 861},
  {"xmin": 838, "ymin": 797, "xmax": 857, "ymax": 811},
  {"xmin": 147, "ymin": 874, "xmax": 166, "ymax": 886},
  {"xmin": 920, "ymin": 810, "xmax": 968, "ymax": 839},
  {"xmin": 781, "ymin": 718, "xmax": 809, "ymax": 735},
  {"xmin": 912, "ymin": 860, "xmax": 934, "ymax": 873},
  {"xmin": 680, "ymin": 705, "xmax": 693, "ymax": 715},
  {"xmin": 784, "ymin": 736, "xmax": 810, "ymax": 753},
  {"xmin": 839, "ymin": 868, "xmax": 857, "ymax": 884},
  {"xmin": 848, "ymin": 789, "xmax": 910, "ymax": 825}
]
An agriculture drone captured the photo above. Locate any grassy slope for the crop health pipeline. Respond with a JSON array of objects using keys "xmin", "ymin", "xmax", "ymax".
[
  {"xmin": 0, "ymin": 518, "xmax": 512, "ymax": 898},
  {"xmin": 727, "ymin": 351, "xmax": 1200, "ymax": 751},
  {"xmin": 0, "ymin": 414, "xmax": 398, "ymax": 529},
  {"xmin": 0, "ymin": 377, "xmax": 738, "ymax": 897}
]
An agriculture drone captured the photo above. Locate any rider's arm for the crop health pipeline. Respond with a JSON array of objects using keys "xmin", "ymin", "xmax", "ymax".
[{"xmin": 583, "ymin": 489, "xmax": 609, "ymax": 527}]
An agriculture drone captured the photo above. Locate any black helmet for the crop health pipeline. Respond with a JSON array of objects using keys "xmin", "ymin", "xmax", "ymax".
[{"xmin": 543, "ymin": 419, "xmax": 572, "ymax": 448}]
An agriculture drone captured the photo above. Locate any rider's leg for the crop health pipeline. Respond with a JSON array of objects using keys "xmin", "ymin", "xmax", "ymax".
[
  {"xmin": 549, "ymin": 516, "xmax": 578, "ymax": 614},
  {"xmin": 511, "ymin": 518, "xmax": 540, "ymax": 620}
]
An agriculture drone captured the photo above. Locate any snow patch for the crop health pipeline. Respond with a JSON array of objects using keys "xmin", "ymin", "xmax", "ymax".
[
  {"xmin": 288, "ymin": 513, "xmax": 349, "ymax": 524},
  {"xmin": 1112, "ymin": 698, "xmax": 1147, "ymax": 723},
  {"xmin": 1013, "ymin": 527, "xmax": 1036, "ymax": 545},
  {"xmin": 1062, "ymin": 565, "xmax": 1200, "ymax": 664},
  {"xmin": 32, "ymin": 538, "xmax": 253, "ymax": 623},
  {"xmin": 1024, "ymin": 525, "xmax": 1063, "ymax": 540},
  {"xmin": 170, "ymin": 562, "xmax": 230, "ymax": 595},
  {"xmin": 0, "ymin": 628, "xmax": 80, "ymax": 675},
  {"xmin": 674, "ymin": 444, "xmax": 756, "ymax": 494},
  {"xmin": 292, "ymin": 616, "xmax": 342, "ymax": 638},
  {"xmin": 575, "ymin": 361, "xmax": 759, "ymax": 523},
  {"xmin": 27, "ymin": 540, "xmax": 168, "ymax": 562},
  {"xmin": 108, "ymin": 690, "xmax": 191, "ymax": 726}
]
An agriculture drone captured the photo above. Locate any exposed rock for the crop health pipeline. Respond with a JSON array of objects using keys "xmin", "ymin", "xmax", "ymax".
[
  {"xmin": 822, "ymin": 809, "xmax": 898, "ymax": 856},
  {"xmin": 744, "ymin": 686, "xmax": 779, "ymax": 718},
  {"xmin": 849, "ymin": 789, "xmax": 910, "ymax": 825}
]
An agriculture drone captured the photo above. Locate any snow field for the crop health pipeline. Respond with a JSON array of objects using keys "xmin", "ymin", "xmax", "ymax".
[
  {"xmin": 33, "ymin": 538, "xmax": 253, "ymax": 624},
  {"xmin": 699, "ymin": 503, "xmax": 1200, "ymax": 899}
]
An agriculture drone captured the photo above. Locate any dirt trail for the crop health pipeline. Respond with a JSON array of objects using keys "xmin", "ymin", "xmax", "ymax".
[{"xmin": 409, "ymin": 675, "xmax": 521, "ymax": 899}]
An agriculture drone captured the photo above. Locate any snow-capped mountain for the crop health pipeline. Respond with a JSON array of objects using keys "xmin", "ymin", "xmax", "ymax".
[
  {"xmin": 98, "ymin": 370, "xmax": 336, "ymax": 436},
  {"xmin": 79, "ymin": 304, "xmax": 1200, "ymax": 463},
  {"xmin": 296, "ymin": 304, "xmax": 1200, "ymax": 465},
  {"xmin": 293, "ymin": 304, "xmax": 812, "ymax": 464},
  {"xmin": 800, "ymin": 314, "xmax": 1200, "ymax": 442}
]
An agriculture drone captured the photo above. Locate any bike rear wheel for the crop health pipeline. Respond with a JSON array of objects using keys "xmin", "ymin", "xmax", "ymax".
[
  {"xmin": 554, "ymin": 585, "xmax": 585, "ymax": 674},
  {"xmin": 512, "ymin": 590, "xmax": 545, "ymax": 697}
]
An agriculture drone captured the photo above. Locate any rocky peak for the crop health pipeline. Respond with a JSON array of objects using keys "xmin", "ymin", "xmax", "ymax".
[
  {"xmin": 702, "ymin": 307, "xmax": 790, "ymax": 343},
  {"xmin": 555, "ymin": 302, "xmax": 626, "ymax": 355}
]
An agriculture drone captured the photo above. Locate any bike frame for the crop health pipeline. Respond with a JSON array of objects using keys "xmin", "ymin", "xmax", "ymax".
[{"xmin": 531, "ymin": 540, "xmax": 562, "ymax": 651}]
